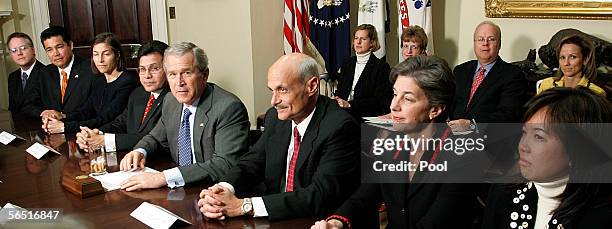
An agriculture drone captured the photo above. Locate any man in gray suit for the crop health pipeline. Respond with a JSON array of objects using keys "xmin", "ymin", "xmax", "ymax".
[{"xmin": 119, "ymin": 42, "xmax": 250, "ymax": 191}]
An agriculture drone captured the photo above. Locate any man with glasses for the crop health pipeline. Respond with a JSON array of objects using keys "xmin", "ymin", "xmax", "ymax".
[
  {"xmin": 6, "ymin": 32, "xmax": 45, "ymax": 114},
  {"xmin": 76, "ymin": 40, "xmax": 170, "ymax": 153},
  {"xmin": 117, "ymin": 42, "xmax": 250, "ymax": 192},
  {"xmin": 447, "ymin": 21, "xmax": 527, "ymax": 133}
]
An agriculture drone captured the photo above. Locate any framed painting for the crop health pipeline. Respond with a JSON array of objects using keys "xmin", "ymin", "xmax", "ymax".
[{"xmin": 485, "ymin": 0, "xmax": 612, "ymax": 19}]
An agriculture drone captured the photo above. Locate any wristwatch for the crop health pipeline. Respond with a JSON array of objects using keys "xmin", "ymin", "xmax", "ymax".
[
  {"xmin": 241, "ymin": 198, "xmax": 253, "ymax": 216},
  {"xmin": 469, "ymin": 119, "xmax": 478, "ymax": 132}
]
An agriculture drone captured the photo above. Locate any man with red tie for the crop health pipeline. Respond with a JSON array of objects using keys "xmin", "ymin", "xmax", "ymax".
[
  {"xmin": 76, "ymin": 40, "xmax": 170, "ymax": 153},
  {"xmin": 447, "ymin": 21, "xmax": 527, "ymax": 132},
  {"xmin": 198, "ymin": 53, "xmax": 361, "ymax": 221}
]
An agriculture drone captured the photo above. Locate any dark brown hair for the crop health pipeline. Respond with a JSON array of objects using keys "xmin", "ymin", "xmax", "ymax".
[
  {"xmin": 555, "ymin": 35, "xmax": 597, "ymax": 82},
  {"xmin": 90, "ymin": 32, "xmax": 125, "ymax": 74}
]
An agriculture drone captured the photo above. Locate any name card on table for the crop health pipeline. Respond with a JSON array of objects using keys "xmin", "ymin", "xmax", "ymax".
[
  {"xmin": 26, "ymin": 142, "xmax": 61, "ymax": 159},
  {"xmin": 130, "ymin": 202, "xmax": 192, "ymax": 229},
  {"xmin": 0, "ymin": 131, "xmax": 24, "ymax": 145}
]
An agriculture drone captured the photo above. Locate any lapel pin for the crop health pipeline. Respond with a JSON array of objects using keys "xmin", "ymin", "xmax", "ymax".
[
  {"xmin": 199, "ymin": 123, "xmax": 204, "ymax": 127},
  {"xmin": 74, "ymin": 74, "xmax": 79, "ymax": 78}
]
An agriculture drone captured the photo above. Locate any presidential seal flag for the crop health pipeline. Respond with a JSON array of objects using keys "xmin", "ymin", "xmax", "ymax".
[
  {"xmin": 284, "ymin": 0, "xmax": 310, "ymax": 53},
  {"xmin": 358, "ymin": 0, "xmax": 388, "ymax": 59},
  {"xmin": 309, "ymin": 0, "xmax": 350, "ymax": 79},
  {"xmin": 398, "ymin": 0, "xmax": 433, "ymax": 62}
]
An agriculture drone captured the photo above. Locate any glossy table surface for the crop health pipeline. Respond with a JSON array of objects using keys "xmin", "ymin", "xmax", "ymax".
[{"xmin": 0, "ymin": 110, "xmax": 315, "ymax": 228}]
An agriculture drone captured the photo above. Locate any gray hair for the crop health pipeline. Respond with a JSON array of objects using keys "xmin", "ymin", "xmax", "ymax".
[
  {"xmin": 296, "ymin": 54, "xmax": 320, "ymax": 84},
  {"xmin": 164, "ymin": 42, "xmax": 209, "ymax": 72},
  {"xmin": 474, "ymin": 21, "xmax": 502, "ymax": 44},
  {"xmin": 390, "ymin": 55, "xmax": 456, "ymax": 121}
]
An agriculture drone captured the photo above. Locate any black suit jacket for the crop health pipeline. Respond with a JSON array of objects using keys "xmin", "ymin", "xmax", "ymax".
[
  {"xmin": 99, "ymin": 86, "xmax": 169, "ymax": 151},
  {"xmin": 336, "ymin": 55, "xmax": 392, "ymax": 118},
  {"xmin": 223, "ymin": 96, "xmax": 361, "ymax": 220},
  {"xmin": 450, "ymin": 58, "xmax": 527, "ymax": 123},
  {"xmin": 333, "ymin": 128, "xmax": 482, "ymax": 229},
  {"xmin": 21, "ymin": 55, "xmax": 104, "ymax": 118},
  {"xmin": 8, "ymin": 61, "xmax": 45, "ymax": 114},
  {"xmin": 482, "ymin": 183, "xmax": 612, "ymax": 229}
]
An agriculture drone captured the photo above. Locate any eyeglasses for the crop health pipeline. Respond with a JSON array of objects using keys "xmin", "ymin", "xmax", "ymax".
[
  {"xmin": 475, "ymin": 37, "xmax": 498, "ymax": 44},
  {"xmin": 9, "ymin": 45, "xmax": 31, "ymax": 54},
  {"xmin": 402, "ymin": 44, "xmax": 421, "ymax": 51},
  {"xmin": 138, "ymin": 65, "xmax": 162, "ymax": 75}
]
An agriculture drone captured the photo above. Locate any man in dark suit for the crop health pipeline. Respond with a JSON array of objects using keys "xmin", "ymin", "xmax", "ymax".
[
  {"xmin": 118, "ymin": 42, "xmax": 250, "ymax": 191},
  {"xmin": 6, "ymin": 32, "xmax": 45, "ymax": 115},
  {"xmin": 75, "ymin": 40, "xmax": 170, "ymax": 152},
  {"xmin": 198, "ymin": 53, "xmax": 360, "ymax": 221},
  {"xmin": 21, "ymin": 26, "xmax": 103, "ymax": 127},
  {"xmin": 447, "ymin": 21, "xmax": 527, "ymax": 132}
]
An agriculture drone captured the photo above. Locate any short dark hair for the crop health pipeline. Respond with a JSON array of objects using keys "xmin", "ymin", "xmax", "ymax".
[
  {"xmin": 40, "ymin": 26, "xmax": 71, "ymax": 46},
  {"xmin": 389, "ymin": 55, "xmax": 456, "ymax": 122},
  {"xmin": 138, "ymin": 40, "xmax": 169, "ymax": 59},
  {"xmin": 90, "ymin": 32, "xmax": 125, "ymax": 74},
  {"xmin": 7, "ymin": 32, "xmax": 34, "ymax": 48}
]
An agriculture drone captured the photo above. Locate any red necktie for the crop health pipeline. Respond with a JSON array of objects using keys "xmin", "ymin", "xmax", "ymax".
[
  {"xmin": 285, "ymin": 126, "xmax": 301, "ymax": 192},
  {"xmin": 468, "ymin": 66, "xmax": 486, "ymax": 105},
  {"xmin": 141, "ymin": 94, "xmax": 155, "ymax": 124}
]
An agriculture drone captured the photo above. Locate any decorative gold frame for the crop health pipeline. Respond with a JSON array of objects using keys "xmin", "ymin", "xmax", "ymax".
[{"xmin": 485, "ymin": 0, "xmax": 612, "ymax": 20}]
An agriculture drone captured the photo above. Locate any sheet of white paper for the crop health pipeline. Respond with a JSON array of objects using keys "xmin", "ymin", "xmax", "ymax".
[
  {"xmin": 130, "ymin": 202, "xmax": 191, "ymax": 229},
  {"xmin": 0, "ymin": 203, "xmax": 27, "ymax": 224},
  {"xmin": 0, "ymin": 131, "xmax": 16, "ymax": 145},
  {"xmin": 26, "ymin": 143, "xmax": 50, "ymax": 159},
  {"xmin": 90, "ymin": 167, "xmax": 158, "ymax": 191},
  {"xmin": 363, "ymin": 116, "xmax": 393, "ymax": 124}
]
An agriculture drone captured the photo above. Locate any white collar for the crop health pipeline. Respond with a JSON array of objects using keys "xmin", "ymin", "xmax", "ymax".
[
  {"xmin": 57, "ymin": 55, "xmax": 75, "ymax": 76},
  {"xmin": 292, "ymin": 107, "xmax": 316, "ymax": 139},
  {"xmin": 356, "ymin": 51, "xmax": 371, "ymax": 64},
  {"xmin": 21, "ymin": 61, "xmax": 36, "ymax": 76},
  {"xmin": 534, "ymin": 175, "xmax": 569, "ymax": 199}
]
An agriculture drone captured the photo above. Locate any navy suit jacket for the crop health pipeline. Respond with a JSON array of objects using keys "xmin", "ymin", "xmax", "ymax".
[
  {"xmin": 8, "ymin": 61, "xmax": 45, "ymax": 114},
  {"xmin": 450, "ymin": 58, "xmax": 527, "ymax": 123}
]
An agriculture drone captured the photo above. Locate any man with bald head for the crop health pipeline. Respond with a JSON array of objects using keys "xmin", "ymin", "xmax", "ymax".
[
  {"xmin": 448, "ymin": 21, "xmax": 527, "ymax": 132},
  {"xmin": 198, "ymin": 53, "xmax": 360, "ymax": 220}
]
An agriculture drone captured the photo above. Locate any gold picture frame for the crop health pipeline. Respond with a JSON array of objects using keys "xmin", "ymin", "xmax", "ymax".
[{"xmin": 485, "ymin": 0, "xmax": 612, "ymax": 20}]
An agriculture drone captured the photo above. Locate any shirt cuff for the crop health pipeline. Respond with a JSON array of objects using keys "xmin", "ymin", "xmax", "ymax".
[
  {"xmin": 252, "ymin": 197, "xmax": 268, "ymax": 217},
  {"xmin": 217, "ymin": 182, "xmax": 235, "ymax": 194},
  {"xmin": 162, "ymin": 168, "xmax": 185, "ymax": 188},
  {"xmin": 134, "ymin": 148, "xmax": 148, "ymax": 157},
  {"xmin": 104, "ymin": 133, "xmax": 116, "ymax": 152}
]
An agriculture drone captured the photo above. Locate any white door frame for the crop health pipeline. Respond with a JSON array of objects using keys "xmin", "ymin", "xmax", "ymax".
[{"xmin": 29, "ymin": 0, "xmax": 168, "ymax": 64}]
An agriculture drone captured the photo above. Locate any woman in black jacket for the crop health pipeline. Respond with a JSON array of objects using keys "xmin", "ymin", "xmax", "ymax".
[
  {"xmin": 482, "ymin": 87, "xmax": 612, "ymax": 229},
  {"xmin": 334, "ymin": 24, "xmax": 391, "ymax": 119}
]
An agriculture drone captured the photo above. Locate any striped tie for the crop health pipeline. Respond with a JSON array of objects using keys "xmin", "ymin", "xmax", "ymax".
[{"xmin": 177, "ymin": 108, "xmax": 192, "ymax": 166}]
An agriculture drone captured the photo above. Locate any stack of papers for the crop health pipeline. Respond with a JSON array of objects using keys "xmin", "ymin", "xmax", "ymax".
[{"xmin": 90, "ymin": 167, "xmax": 159, "ymax": 191}]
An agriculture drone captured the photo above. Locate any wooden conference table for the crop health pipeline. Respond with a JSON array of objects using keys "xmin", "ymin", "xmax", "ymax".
[{"xmin": 0, "ymin": 110, "xmax": 315, "ymax": 228}]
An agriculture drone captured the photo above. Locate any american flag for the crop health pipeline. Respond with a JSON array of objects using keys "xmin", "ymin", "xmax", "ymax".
[{"xmin": 284, "ymin": 0, "xmax": 311, "ymax": 53}]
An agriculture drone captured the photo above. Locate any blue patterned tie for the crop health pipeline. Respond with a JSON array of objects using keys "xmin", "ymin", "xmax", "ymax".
[
  {"xmin": 178, "ymin": 108, "xmax": 192, "ymax": 166},
  {"xmin": 21, "ymin": 72, "xmax": 28, "ymax": 90}
]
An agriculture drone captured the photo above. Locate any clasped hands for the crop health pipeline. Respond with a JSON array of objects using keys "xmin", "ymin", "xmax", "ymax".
[
  {"xmin": 75, "ymin": 127, "xmax": 104, "ymax": 152},
  {"xmin": 334, "ymin": 97, "xmax": 351, "ymax": 109},
  {"xmin": 198, "ymin": 184, "xmax": 244, "ymax": 220},
  {"xmin": 41, "ymin": 110, "xmax": 65, "ymax": 134}
]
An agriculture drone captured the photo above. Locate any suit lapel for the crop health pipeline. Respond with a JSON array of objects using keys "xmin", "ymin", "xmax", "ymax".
[
  {"xmin": 193, "ymin": 85, "xmax": 212, "ymax": 162},
  {"xmin": 294, "ymin": 98, "xmax": 326, "ymax": 177},
  {"xmin": 62, "ymin": 57, "xmax": 82, "ymax": 103},
  {"xmin": 139, "ymin": 87, "xmax": 168, "ymax": 131},
  {"xmin": 466, "ymin": 59, "xmax": 504, "ymax": 111},
  {"xmin": 273, "ymin": 121, "xmax": 292, "ymax": 190},
  {"xmin": 48, "ymin": 67, "xmax": 62, "ymax": 107}
]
